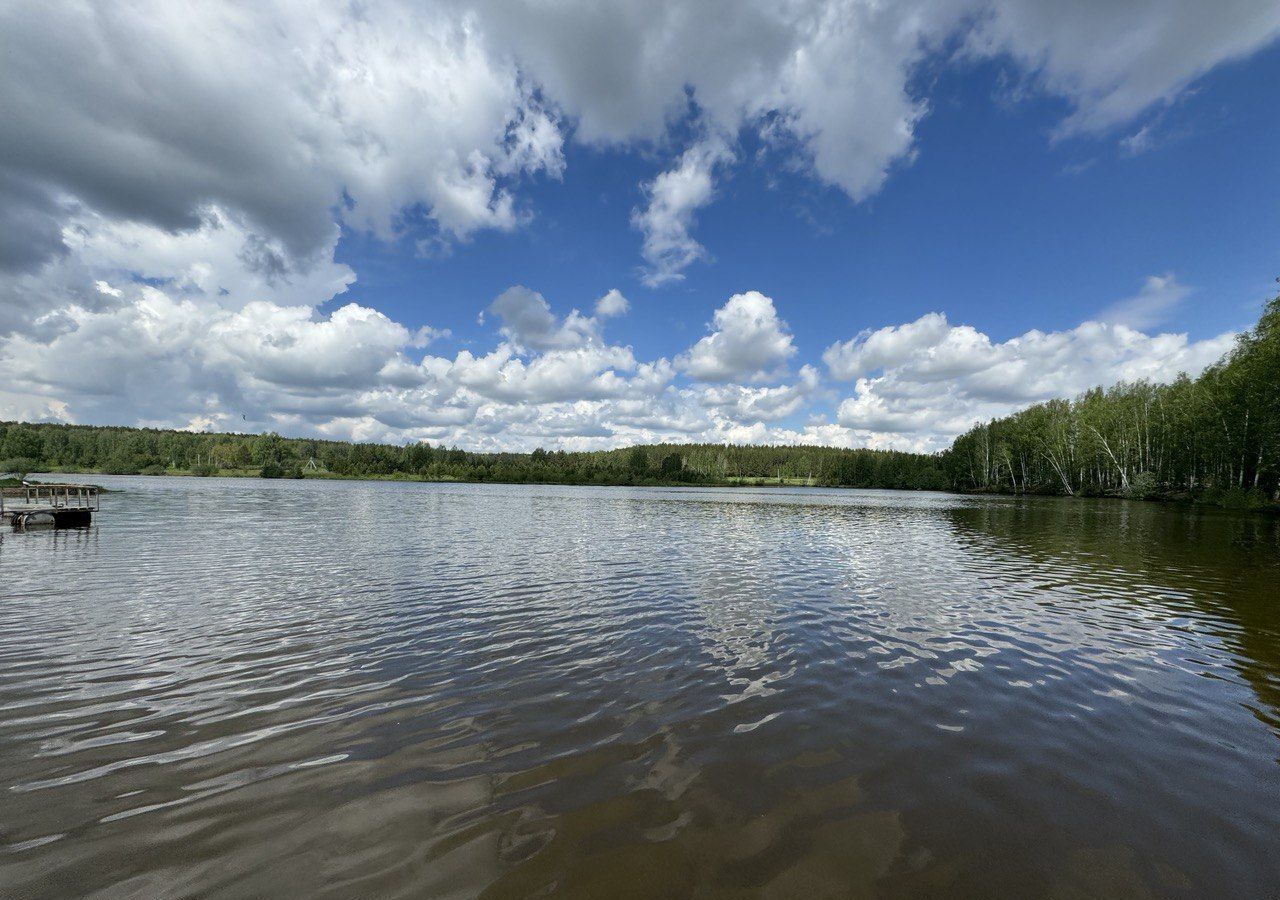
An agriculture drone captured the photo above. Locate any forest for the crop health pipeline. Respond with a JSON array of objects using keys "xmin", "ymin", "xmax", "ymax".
[
  {"xmin": 946, "ymin": 290, "xmax": 1279, "ymax": 507},
  {"xmin": 2, "ymin": 290, "xmax": 1276, "ymax": 507},
  {"xmin": 0, "ymin": 424, "xmax": 949, "ymax": 490}
]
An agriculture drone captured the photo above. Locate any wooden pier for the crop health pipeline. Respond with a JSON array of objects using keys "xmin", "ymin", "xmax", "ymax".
[{"xmin": 1, "ymin": 483, "xmax": 100, "ymax": 529}]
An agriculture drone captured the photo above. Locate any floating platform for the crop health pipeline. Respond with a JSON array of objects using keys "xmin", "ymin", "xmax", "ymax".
[{"xmin": 1, "ymin": 483, "xmax": 100, "ymax": 530}]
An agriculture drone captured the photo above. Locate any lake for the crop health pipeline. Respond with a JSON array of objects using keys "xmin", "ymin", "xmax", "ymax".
[{"xmin": 1, "ymin": 477, "xmax": 1278, "ymax": 898}]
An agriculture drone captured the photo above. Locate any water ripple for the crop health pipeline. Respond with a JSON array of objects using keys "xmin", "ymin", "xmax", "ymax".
[{"xmin": 1, "ymin": 478, "xmax": 1279, "ymax": 898}]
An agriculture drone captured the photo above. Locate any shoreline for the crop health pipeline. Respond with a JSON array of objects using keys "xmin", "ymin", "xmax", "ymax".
[{"xmin": 23, "ymin": 468, "xmax": 1279, "ymax": 513}]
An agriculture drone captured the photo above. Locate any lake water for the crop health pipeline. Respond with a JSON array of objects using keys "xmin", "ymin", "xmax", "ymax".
[{"xmin": 1, "ymin": 477, "xmax": 1278, "ymax": 898}]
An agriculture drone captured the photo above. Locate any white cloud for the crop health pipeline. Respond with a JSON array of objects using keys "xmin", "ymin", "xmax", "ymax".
[
  {"xmin": 0, "ymin": 389, "xmax": 70, "ymax": 425},
  {"xmin": 208, "ymin": 302, "xmax": 423, "ymax": 391},
  {"xmin": 1096, "ymin": 273, "xmax": 1190, "ymax": 330},
  {"xmin": 826, "ymin": 299, "xmax": 1235, "ymax": 449},
  {"xmin": 593, "ymin": 289, "xmax": 630, "ymax": 318},
  {"xmin": 696, "ymin": 366, "xmax": 820, "ymax": 422},
  {"xmin": 487, "ymin": 286, "xmax": 601, "ymax": 351},
  {"xmin": 0, "ymin": 205, "xmax": 356, "ymax": 338},
  {"xmin": 448, "ymin": 343, "xmax": 649, "ymax": 404},
  {"xmin": 0, "ymin": 272, "xmax": 818, "ymax": 450},
  {"xmin": 1119, "ymin": 123, "xmax": 1158, "ymax": 157},
  {"xmin": 0, "ymin": 2, "xmax": 569, "ymax": 279},
  {"xmin": 823, "ymin": 313, "xmax": 957, "ymax": 380},
  {"xmin": 632, "ymin": 135, "xmax": 735, "ymax": 286},
  {"xmin": 971, "ymin": 0, "xmax": 1280, "ymax": 137},
  {"xmin": 0, "ymin": 275, "xmax": 1240, "ymax": 453},
  {"xmin": 679, "ymin": 291, "xmax": 797, "ymax": 383}
]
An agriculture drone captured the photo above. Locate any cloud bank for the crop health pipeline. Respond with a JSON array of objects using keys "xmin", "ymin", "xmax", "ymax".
[{"xmin": 0, "ymin": 250, "xmax": 1235, "ymax": 452}]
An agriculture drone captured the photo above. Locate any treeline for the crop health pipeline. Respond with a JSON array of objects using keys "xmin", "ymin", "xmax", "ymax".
[
  {"xmin": 0, "ymin": 423, "xmax": 948, "ymax": 490},
  {"xmin": 947, "ymin": 290, "xmax": 1280, "ymax": 506}
]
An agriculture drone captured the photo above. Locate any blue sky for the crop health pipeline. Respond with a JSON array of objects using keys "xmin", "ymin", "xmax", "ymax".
[
  {"xmin": 339, "ymin": 41, "xmax": 1280, "ymax": 356},
  {"xmin": 2, "ymin": 1, "xmax": 1278, "ymax": 450}
]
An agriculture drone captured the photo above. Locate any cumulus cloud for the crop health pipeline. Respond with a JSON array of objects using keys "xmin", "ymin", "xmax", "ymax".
[
  {"xmin": 0, "ymin": 0, "xmax": 563, "ymax": 277},
  {"xmin": 696, "ymin": 366, "xmax": 820, "ymax": 423},
  {"xmin": 0, "ymin": 271, "xmax": 1240, "ymax": 453},
  {"xmin": 1, "ymin": 290, "xmax": 417, "ymax": 426},
  {"xmin": 824, "ymin": 313, "xmax": 957, "ymax": 380},
  {"xmin": 679, "ymin": 291, "xmax": 797, "ymax": 383},
  {"xmin": 0, "ymin": 268, "xmax": 820, "ymax": 450},
  {"xmin": 593, "ymin": 289, "xmax": 630, "ymax": 318},
  {"xmin": 0, "ymin": 205, "xmax": 356, "ymax": 338},
  {"xmin": 208, "ymin": 302, "xmax": 430, "ymax": 391},
  {"xmin": 487, "ymin": 286, "xmax": 601, "ymax": 350},
  {"xmin": 448, "ymin": 344, "xmax": 652, "ymax": 404},
  {"xmin": 0, "ymin": 281, "xmax": 654, "ymax": 439},
  {"xmin": 825, "ymin": 303, "xmax": 1235, "ymax": 448}
]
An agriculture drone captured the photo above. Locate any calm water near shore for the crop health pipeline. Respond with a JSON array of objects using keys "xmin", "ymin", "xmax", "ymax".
[{"xmin": 2, "ymin": 477, "xmax": 1279, "ymax": 898}]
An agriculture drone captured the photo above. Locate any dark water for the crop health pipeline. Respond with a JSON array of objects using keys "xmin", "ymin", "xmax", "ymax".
[{"xmin": 2, "ymin": 478, "xmax": 1279, "ymax": 899}]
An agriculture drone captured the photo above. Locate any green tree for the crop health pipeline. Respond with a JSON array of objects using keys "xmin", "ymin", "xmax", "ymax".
[
  {"xmin": 2, "ymin": 424, "xmax": 43, "ymax": 461},
  {"xmin": 627, "ymin": 446, "xmax": 649, "ymax": 473},
  {"xmin": 660, "ymin": 452, "xmax": 683, "ymax": 478},
  {"xmin": 252, "ymin": 432, "xmax": 288, "ymax": 467}
]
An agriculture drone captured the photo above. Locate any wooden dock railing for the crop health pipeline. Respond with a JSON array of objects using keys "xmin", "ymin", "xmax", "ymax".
[{"xmin": 0, "ymin": 484, "xmax": 101, "ymax": 517}]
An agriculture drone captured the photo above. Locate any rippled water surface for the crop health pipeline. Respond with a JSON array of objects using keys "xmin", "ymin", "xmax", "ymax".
[{"xmin": 2, "ymin": 478, "xmax": 1279, "ymax": 899}]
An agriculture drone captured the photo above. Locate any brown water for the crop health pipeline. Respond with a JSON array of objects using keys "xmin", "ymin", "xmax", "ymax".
[{"xmin": 2, "ymin": 478, "xmax": 1279, "ymax": 899}]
